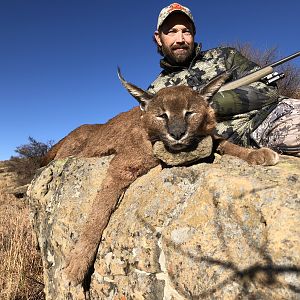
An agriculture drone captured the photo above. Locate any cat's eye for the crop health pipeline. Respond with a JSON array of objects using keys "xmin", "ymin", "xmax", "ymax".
[
  {"xmin": 157, "ymin": 113, "xmax": 168, "ymax": 120},
  {"xmin": 185, "ymin": 111, "xmax": 195, "ymax": 118}
]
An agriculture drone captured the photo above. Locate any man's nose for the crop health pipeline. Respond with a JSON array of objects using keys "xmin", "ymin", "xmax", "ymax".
[{"xmin": 175, "ymin": 31, "xmax": 184, "ymax": 43}]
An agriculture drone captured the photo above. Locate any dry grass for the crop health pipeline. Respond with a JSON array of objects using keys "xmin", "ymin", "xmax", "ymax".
[{"xmin": 0, "ymin": 164, "xmax": 45, "ymax": 300}]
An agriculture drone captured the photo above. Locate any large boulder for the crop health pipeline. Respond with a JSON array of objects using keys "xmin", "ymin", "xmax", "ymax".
[{"xmin": 27, "ymin": 154, "xmax": 300, "ymax": 299}]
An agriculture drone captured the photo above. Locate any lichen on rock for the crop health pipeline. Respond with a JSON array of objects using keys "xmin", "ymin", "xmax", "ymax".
[{"xmin": 27, "ymin": 154, "xmax": 300, "ymax": 299}]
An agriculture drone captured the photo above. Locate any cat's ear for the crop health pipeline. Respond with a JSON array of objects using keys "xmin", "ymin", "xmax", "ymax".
[
  {"xmin": 118, "ymin": 67, "xmax": 154, "ymax": 111},
  {"xmin": 199, "ymin": 68, "xmax": 236, "ymax": 101}
]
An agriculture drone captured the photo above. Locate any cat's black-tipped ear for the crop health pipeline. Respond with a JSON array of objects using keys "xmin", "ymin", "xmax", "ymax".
[
  {"xmin": 117, "ymin": 67, "xmax": 154, "ymax": 111},
  {"xmin": 199, "ymin": 67, "xmax": 237, "ymax": 101}
]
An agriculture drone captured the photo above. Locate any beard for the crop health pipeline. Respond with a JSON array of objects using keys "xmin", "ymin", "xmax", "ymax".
[{"xmin": 161, "ymin": 42, "xmax": 194, "ymax": 66}]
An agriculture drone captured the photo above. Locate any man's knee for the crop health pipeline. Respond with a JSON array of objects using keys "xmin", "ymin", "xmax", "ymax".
[{"xmin": 258, "ymin": 98, "xmax": 300, "ymax": 156}]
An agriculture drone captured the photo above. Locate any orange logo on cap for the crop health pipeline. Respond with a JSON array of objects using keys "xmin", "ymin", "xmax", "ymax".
[{"xmin": 168, "ymin": 3, "xmax": 186, "ymax": 12}]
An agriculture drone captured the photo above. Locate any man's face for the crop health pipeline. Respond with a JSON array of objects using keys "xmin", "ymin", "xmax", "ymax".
[{"xmin": 155, "ymin": 12, "xmax": 195, "ymax": 65}]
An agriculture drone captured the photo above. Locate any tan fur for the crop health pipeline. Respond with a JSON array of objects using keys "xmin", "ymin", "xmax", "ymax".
[{"xmin": 42, "ymin": 71, "xmax": 279, "ymax": 285}]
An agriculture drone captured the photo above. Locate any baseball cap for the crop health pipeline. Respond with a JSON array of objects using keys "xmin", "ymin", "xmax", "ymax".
[{"xmin": 157, "ymin": 3, "xmax": 195, "ymax": 32}]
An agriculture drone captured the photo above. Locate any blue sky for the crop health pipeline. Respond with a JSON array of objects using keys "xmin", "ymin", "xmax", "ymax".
[{"xmin": 1, "ymin": 0, "xmax": 300, "ymax": 160}]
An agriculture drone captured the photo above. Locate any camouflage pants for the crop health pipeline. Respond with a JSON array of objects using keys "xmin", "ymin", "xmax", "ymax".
[{"xmin": 251, "ymin": 98, "xmax": 300, "ymax": 156}]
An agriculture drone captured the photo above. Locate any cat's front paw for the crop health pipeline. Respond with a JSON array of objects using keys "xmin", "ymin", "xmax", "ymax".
[{"xmin": 247, "ymin": 147, "xmax": 279, "ymax": 166}]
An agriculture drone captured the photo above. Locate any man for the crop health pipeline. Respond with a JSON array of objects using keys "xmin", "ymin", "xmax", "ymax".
[{"xmin": 148, "ymin": 3, "xmax": 300, "ymax": 156}]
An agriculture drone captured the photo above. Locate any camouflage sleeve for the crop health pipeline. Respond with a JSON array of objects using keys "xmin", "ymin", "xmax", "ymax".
[
  {"xmin": 147, "ymin": 83, "xmax": 155, "ymax": 94},
  {"xmin": 147, "ymin": 73, "xmax": 166, "ymax": 94},
  {"xmin": 211, "ymin": 48, "xmax": 279, "ymax": 117}
]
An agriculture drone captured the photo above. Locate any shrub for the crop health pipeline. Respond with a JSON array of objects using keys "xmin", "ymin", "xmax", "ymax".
[{"xmin": 7, "ymin": 137, "xmax": 54, "ymax": 187}]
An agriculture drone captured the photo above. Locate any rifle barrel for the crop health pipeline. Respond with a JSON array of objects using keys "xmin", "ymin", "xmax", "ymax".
[{"xmin": 270, "ymin": 51, "xmax": 300, "ymax": 68}]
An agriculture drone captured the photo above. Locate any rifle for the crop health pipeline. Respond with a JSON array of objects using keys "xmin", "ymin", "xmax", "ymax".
[{"xmin": 219, "ymin": 50, "xmax": 300, "ymax": 92}]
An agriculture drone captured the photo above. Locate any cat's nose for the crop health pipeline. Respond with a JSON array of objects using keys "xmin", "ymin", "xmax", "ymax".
[{"xmin": 169, "ymin": 126, "xmax": 186, "ymax": 140}]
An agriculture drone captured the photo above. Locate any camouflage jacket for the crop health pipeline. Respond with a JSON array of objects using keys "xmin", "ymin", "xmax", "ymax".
[{"xmin": 148, "ymin": 45, "xmax": 281, "ymax": 147}]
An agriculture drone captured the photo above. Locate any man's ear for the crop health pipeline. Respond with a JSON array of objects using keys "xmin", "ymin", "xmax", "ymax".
[
  {"xmin": 117, "ymin": 67, "xmax": 154, "ymax": 111},
  {"xmin": 154, "ymin": 31, "xmax": 162, "ymax": 47}
]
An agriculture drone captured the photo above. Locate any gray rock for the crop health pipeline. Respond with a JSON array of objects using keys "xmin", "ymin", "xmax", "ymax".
[{"xmin": 27, "ymin": 154, "xmax": 300, "ymax": 299}]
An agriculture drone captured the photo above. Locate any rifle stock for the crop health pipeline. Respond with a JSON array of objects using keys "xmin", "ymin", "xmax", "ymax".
[
  {"xmin": 218, "ymin": 50, "xmax": 300, "ymax": 92},
  {"xmin": 219, "ymin": 66, "xmax": 273, "ymax": 91}
]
